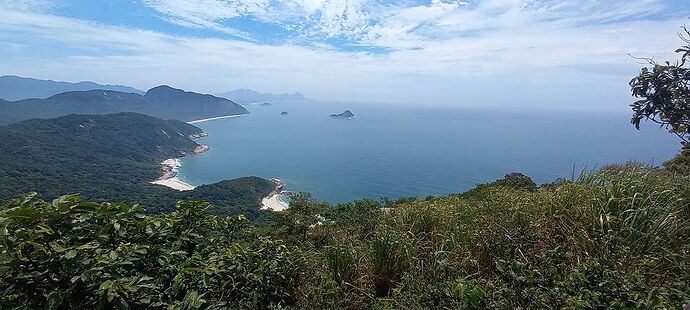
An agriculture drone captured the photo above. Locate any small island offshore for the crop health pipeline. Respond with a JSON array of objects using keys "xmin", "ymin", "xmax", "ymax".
[{"xmin": 329, "ymin": 109, "xmax": 355, "ymax": 119}]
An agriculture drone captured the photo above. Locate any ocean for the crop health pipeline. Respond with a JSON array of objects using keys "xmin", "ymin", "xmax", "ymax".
[{"xmin": 177, "ymin": 101, "xmax": 681, "ymax": 204}]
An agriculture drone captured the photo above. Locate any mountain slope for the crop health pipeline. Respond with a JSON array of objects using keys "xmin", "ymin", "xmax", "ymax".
[
  {"xmin": 217, "ymin": 88, "xmax": 305, "ymax": 104},
  {"xmin": 0, "ymin": 99, "xmax": 16, "ymax": 124},
  {"xmin": 0, "ymin": 113, "xmax": 272, "ymax": 218},
  {"xmin": 143, "ymin": 85, "xmax": 249, "ymax": 120},
  {"xmin": 0, "ymin": 75, "xmax": 144, "ymax": 100},
  {"xmin": 0, "ymin": 86, "xmax": 249, "ymax": 125},
  {"xmin": 0, "ymin": 112, "xmax": 202, "ymax": 199}
]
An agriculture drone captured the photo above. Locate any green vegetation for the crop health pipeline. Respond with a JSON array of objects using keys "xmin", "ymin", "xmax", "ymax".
[
  {"xmin": 0, "ymin": 196, "xmax": 295, "ymax": 309},
  {"xmin": 0, "ymin": 113, "xmax": 275, "ymax": 220},
  {"xmin": 629, "ymin": 25, "xmax": 690, "ymax": 145},
  {"xmin": 2, "ymin": 167, "xmax": 688, "ymax": 309},
  {"xmin": 665, "ymin": 147, "xmax": 690, "ymax": 174},
  {"xmin": 2, "ymin": 20, "xmax": 690, "ymax": 310},
  {"xmin": 0, "ymin": 85, "xmax": 249, "ymax": 125}
]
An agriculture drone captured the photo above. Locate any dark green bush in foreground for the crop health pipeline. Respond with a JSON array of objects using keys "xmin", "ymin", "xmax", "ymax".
[
  {"xmin": 2, "ymin": 166, "xmax": 689, "ymax": 309},
  {"xmin": 0, "ymin": 196, "xmax": 296, "ymax": 309}
]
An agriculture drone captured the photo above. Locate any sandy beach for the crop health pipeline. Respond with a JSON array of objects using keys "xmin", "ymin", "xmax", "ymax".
[
  {"xmin": 261, "ymin": 179, "xmax": 290, "ymax": 211},
  {"xmin": 188, "ymin": 114, "xmax": 243, "ymax": 124},
  {"xmin": 151, "ymin": 178, "xmax": 195, "ymax": 191},
  {"xmin": 150, "ymin": 158, "xmax": 196, "ymax": 191},
  {"xmin": 150, "ymin": 139, "xmax": 210, "ymax": 191}
]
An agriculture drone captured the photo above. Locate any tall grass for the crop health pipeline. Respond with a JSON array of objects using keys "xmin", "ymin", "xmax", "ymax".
[
  {"xmin": 290, "ymin": 165, "xmax": 690, "ymax": 308},
  {"xmin": 369, "ymin": 230, "xmax": 410, "ymax": 297}
]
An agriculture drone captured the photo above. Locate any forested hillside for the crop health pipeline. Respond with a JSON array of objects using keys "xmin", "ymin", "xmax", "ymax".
[{"xmin": 0, "ymin": 113, "xmax": 274, "ymax": 218}]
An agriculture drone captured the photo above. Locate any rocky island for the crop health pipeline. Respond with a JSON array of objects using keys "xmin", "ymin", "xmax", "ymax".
[{"xmin": 329, "ymin": 110, "xmax": 355, "ymax": 119}]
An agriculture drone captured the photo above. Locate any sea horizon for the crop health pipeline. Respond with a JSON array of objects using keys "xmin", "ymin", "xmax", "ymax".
[{"xmin": 175, "ymin": 101, "xmax": 681, "ymax": 204}]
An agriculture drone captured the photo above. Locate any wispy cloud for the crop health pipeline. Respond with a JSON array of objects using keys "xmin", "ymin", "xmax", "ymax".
[
  {"xmin": 140, "ymin": 0, "xmax": 684, "ymax": 50},
  {"xmin": 0, "ymin": 0, "xmax": 688, "ymax": 109}
]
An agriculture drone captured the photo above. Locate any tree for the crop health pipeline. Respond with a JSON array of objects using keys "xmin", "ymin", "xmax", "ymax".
[{"xmin": 629, "ymin": 24, "xmax": 690, "ymax": 146}]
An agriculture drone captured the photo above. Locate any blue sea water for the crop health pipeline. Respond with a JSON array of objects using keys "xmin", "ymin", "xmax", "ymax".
[{"xmin": 177, "ymin": 101, "xmax": 681, "ymax": 204}]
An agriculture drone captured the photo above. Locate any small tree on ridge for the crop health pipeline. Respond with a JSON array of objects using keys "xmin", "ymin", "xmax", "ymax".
[{"xmin": 629, "ymin": 24, "xmax": 690, "ymax": 146}]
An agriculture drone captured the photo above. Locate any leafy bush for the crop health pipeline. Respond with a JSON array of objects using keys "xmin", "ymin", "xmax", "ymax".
[
  {"xmin": 665, "ymin": 147, "xmax": 690, "ymax": 174},
  {"xmin": 0, "ymin": 195, "xmax": 296, "ymax": 309}
]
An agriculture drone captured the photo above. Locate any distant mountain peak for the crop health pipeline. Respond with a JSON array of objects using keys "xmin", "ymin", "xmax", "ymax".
[
  {"xmin": 145, "ymin": 85, "xmax": 186, "ymax": 96},
  {"xmin": 216, "ymin": 88, "xmax": 306, "ymax": 104},
  {"xmin": 0, "ymin": 86, "xmax": 249, "ymax": 125},
  {"xmin": 147, "ymin": 85, "xmax": 180, "ymax": 92},
  {"xmin": 0, "ymin": 75, "xmax": 144, "ymax": 100}
]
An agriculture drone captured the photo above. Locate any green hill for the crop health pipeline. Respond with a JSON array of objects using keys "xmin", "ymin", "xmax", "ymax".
[
  {"xmin": 0, "ymin": 113, "xmax": 274, "ymax": 218},
  {"xmin": 0, "ymin": 85, "xmax": 249, "ymax": 125}
]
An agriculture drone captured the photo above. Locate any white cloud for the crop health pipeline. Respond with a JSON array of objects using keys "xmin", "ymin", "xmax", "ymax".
[
  {"xmin": 140, "ymin": 0, "xmax": 680, "ymax": 50},
  {"xmin": 0, "ymin": 1, "xmax": 688, "ymax": 110},
  {"xmin": 143, "ymin": 0, "xmax": 395, "ymax": 40}
]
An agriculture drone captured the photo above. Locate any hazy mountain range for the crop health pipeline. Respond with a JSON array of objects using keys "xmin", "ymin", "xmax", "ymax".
[
  {"xmin": 216, "ymin": 88, "xmax": 306, "ymax": 104},
  {"xmin": 0, "ymin": 75, "xmax": 308, "ymax": 124},
  {"xmin": 0, "ymin": 85, "xmax": 249, "ymax": 125},
  {"xmin": 1, "ymin": 75, "xmax": 307, "ymax": 104},
  {"xmin": 0, "ymin": 75, "xmax": 144, "ymax": 100}
]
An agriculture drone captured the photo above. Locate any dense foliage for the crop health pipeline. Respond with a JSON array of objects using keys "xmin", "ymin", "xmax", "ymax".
[
  {"xmin": 0, "ymin": 113, "xmax": 275, "ymax": 219},
  {"xmin": 2, "ymin": 167, "xmax": 688, "ymax": 309},
  {"xmin": 665, "ymin": 146, "xmax": 690, "ymax": 174},
  {"xmin": 0, "ymin": 195, "xmax": 296, "ymax": 309},
  {"xmin": 629, "ymin": 25, "xmax": 690, "ymax": 145}
]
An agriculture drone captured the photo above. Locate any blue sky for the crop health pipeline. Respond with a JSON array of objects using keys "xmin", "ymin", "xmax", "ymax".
[{"xmin": 1, "ymin": 0, "xmax": 689, "ymax": 110}]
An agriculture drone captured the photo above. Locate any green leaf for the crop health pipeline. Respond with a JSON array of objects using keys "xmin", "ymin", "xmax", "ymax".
[
  {"xmin": 64, "ymin": 250, "xmax": 77, "ymax": 259},
  {"xmin": 203, "ymin": 273, "xmax": 210, "ymax": 288},
  {"xmin": 49, "ymin": 241, "xmax": 66, "ymax": 253},
  {"xmin": 46, "ymin": 291, "xmax": 62, "ymax": 310}
]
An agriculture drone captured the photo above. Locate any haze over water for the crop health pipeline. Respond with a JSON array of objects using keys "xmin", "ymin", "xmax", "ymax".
[{"xmin": 178, "ymin": 102, "xmax": 680, "ymax": 203}]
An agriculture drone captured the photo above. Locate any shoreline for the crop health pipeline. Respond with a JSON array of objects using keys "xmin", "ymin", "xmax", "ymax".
[
  {"xmin": 188, "ymin": 114, "xmax": 244, "ymax": 124},
  {"xmin": 151, "ymin": 112, "xmax": 242, "ymax": 191},
  {"xmin": 262, "ymin": 178, "xmax": 290, "ymax": 211},
  {"xmin": 149, "ymin": 158, "xmax": 196, "ymax": 191},
  {"xmin": 150, "ymin": 133, "xmax": 210, "ymax": 191}
]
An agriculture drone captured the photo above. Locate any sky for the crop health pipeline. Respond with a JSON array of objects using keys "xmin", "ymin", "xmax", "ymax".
[{"xmin": 1, "ymin": 0, "xmax": 689, "ymax": 110}]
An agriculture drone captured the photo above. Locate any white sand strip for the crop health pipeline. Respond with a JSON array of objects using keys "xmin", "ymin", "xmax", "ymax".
[
  {"xmin": 262, "ymin": 194, "xmax": 289, "ymax": 212},
  {"xmin": 261, "ymin": 178, "xmax": 289, "ymax": 211},
  {"xmin": 151, "ymin": 178, "xmax": 195, "ymax": 191},
  {"xmin": 188, "ymin": 115, "xmax": 244, "ymax": 124},
  {"xmin": 150, "ymin": 158, "xmax": 196, "ymax": 191}
]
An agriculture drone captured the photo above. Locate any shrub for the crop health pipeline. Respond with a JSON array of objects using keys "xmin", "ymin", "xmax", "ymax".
[{"xmin": 0, "ymin": 194, "xmax": 296, "ymax": 309}]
